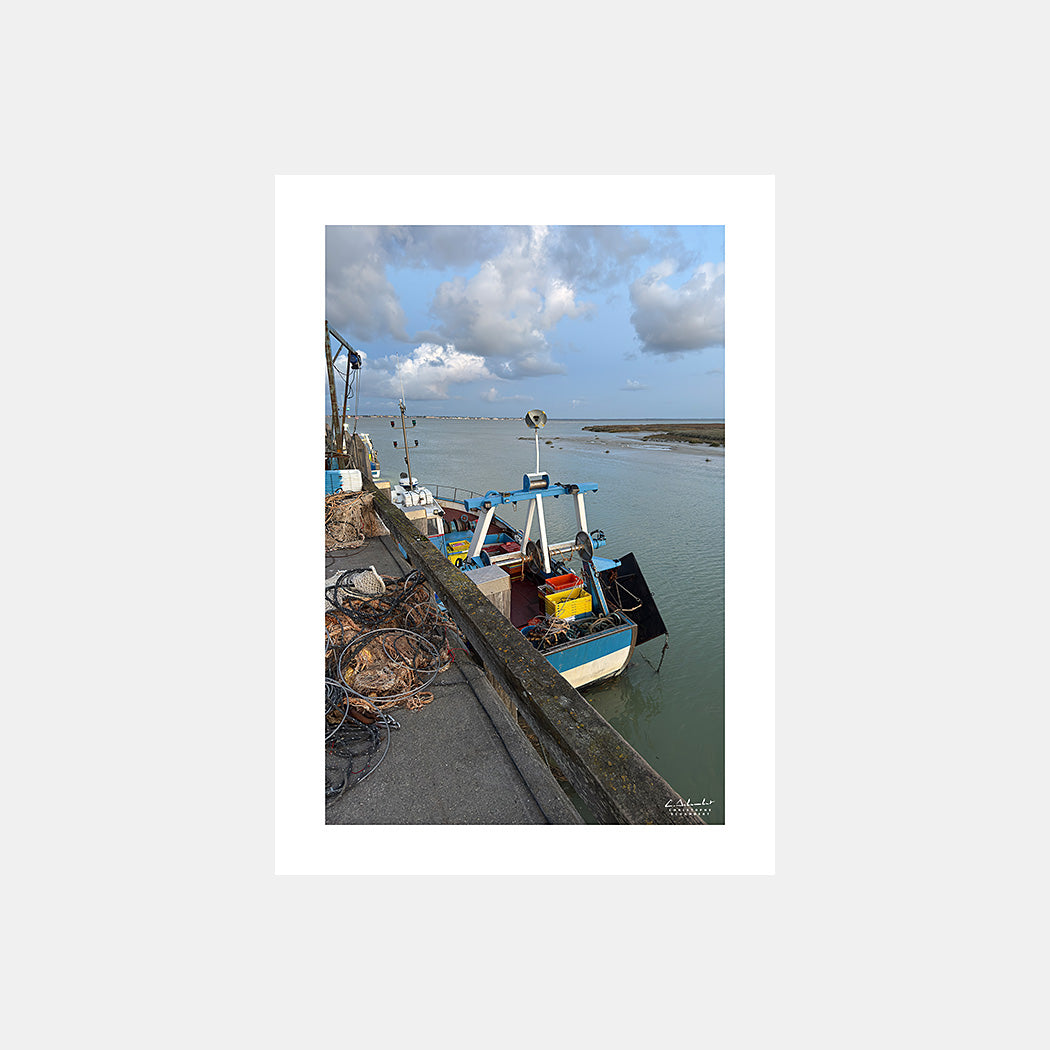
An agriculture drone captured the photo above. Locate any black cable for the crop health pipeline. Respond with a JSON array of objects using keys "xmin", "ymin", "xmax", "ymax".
[
  {"xmin": 324, "ymin": 571, "xmax": 446, "ymax": 805},
  {"xmin": 325, "ymin": 719, "xmax": 384, "ymax": 804},
  {"xmin": 325, "ymin": 677, "xmax": 352, "ymax": 741},
  {"xmin": 325, "ymin": 569, "xmax": 429, "ymax": 627}
]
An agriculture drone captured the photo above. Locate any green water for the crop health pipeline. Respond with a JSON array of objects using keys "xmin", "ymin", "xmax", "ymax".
[{"xmin": 368, "ymin": 416, "xmax": 725, "ymax": 824}]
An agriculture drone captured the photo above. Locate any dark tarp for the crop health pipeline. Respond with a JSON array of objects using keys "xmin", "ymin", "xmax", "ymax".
[{"xmin": 599, "ymin": 552, "xmax": 668, "ymax": 646}]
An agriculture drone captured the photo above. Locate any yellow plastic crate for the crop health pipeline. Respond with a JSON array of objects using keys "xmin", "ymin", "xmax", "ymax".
[
  {"xmin": 542, "ymin": 586, "xmax": 592, "ymax": 618},
  {"xmin": 446, "ymin": 539, "xmax": 470, "ymax": 560}
]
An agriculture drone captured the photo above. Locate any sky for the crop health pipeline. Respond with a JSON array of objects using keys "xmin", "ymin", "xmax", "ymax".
[{"xmin": 325, "ymin": 225, "xmax": 724, "ymax": 420}]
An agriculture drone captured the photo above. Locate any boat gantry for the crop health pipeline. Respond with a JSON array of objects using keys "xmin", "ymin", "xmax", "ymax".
[{"xmin": 372, "ymin": 409, "xmax": 668, "ymax": 691}]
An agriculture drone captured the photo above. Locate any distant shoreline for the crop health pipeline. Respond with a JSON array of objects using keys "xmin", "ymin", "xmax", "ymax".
[{"xmin": 326, "ymin": 415, "xmax": 724, "ymax": 424}]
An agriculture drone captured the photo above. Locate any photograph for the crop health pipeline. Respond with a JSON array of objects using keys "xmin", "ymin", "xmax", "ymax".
[{"xmin": 322, "ymin": 225, "xmax": 725, "ymax": 825}]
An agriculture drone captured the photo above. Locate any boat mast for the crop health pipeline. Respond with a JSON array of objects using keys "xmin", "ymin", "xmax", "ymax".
[
  {"xmin": 399, "ymin": 397, "xmax": 414, "ymax": 489},
  {"xmin": 392, "ymin": 361, "xmax": 418, "ymax": 489}
]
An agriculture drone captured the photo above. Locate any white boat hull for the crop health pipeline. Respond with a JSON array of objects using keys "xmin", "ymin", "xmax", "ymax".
[
  {"xmin": 557, "ymin": 646, "xmax": 633, "ymax": 688},
  {"xmin": 540, "ymin": 619, "xmax": 637, "ymax": 689}
]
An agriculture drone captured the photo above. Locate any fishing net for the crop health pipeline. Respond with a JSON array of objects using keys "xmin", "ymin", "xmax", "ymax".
[
  {"xmin": 325, "ymin": 490, "xmax": 386, "ymax": 550},
  {"xmin": 325, "ymin": 569, "xmax": 466, "ymax": 806},
  {"xmin": 325, "ymin": 572, "xmax": 458, "ymax": 710},
  {"xmin": 337, "ymin": 628, "xmax": 443, "ymax": 710}
]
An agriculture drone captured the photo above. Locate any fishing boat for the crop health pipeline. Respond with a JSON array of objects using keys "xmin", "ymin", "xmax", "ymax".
[{"xmin": 370, "ymin": 407, "xmax": 668, "ymax": 690}]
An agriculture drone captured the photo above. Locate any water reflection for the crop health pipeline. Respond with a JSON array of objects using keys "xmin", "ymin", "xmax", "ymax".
[{"xmin": 589, "ymin": 662, "xmax": 666, "ymax": 729}]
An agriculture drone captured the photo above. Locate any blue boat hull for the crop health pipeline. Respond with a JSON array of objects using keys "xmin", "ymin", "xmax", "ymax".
[{"xmin": 538, "ymin": 619, "xmax": 637, "ymax": 689}]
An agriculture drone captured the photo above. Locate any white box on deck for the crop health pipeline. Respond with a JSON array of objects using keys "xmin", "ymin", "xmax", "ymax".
[{"xmin": 464, "ymin": 564, "xmax": 511, "ymax": 618}]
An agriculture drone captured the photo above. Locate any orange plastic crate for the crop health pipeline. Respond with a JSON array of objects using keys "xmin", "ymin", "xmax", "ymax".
[{"xmin": 540, "ymin": 573, "xmax": 583, "ymax": 595}]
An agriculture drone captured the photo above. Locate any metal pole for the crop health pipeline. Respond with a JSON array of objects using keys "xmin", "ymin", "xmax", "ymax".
[
  {"xmin": 325, "ymin": 322, "xmax": 346, "ymax": 469},
  {"xmin": 339, "ymin": 355, "xmax": 352, "ymax": 444},
  {"xmin": 399, "ymin": 399, "xmax": 414, "ymax": 488}
]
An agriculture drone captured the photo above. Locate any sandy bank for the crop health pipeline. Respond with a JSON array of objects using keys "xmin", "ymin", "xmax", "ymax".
[
  {"xmin": 581, "ymin": 422, "xmax": 724, "ymax": 447},
  {"xmin": 530, "ymin": 430, "xmax": 725, "ymax": 457}
]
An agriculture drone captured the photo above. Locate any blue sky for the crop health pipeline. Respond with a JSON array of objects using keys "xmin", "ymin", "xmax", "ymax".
[{"xmin": 325, "ymin": 225, "xmax": 724, "ymax": 419}]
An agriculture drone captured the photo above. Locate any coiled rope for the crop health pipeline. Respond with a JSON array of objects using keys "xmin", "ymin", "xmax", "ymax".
[{"xmin": 524, "ymin": 612, "xmax": 624, "ymax": 652}]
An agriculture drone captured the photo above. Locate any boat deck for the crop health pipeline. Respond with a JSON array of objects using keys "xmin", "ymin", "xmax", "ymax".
[
  {"xmin": 325, "ymin": 534, "xmax": 583, "ymax": 824},
  {"xmin": 509, "ymin": 577, "xmax": 544, "ymax": 628}
]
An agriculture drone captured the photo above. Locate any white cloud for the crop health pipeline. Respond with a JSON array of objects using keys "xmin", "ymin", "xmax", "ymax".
[
  {"xmin": 429, "ymin": 226, "xmax": 590, "ymax": 374},
  {"xmin": 480, "ymin": 386, "xmax": 531, "ymax": 403},
  {"xmin": 326, "ymin": 226, "xmax": 594, "ymax": 379},
  {"xmin": 325, "ymin": 227, "xmax": 409, "ymax": 341},
  {"xmin": 629, "ymin": 261, "xmax": 725, "ymax": 354},
  {"xmin": 371, "ymin": 343, "xmax": 495, "ymax": 401},
  {"xmin": 622, "ymin": 378, "xmax": 648, "ymax": 391},
  {"xmin": 386, "ymin": 225, "xmax": 505, "ymax": 268},
  {"xmin": 547, "ymin": 225, "xmax": 668, "ymax": 289},
  {"xmin": 326, "ymin": 226, "xmax": 723, "ymax": 397},
  {"xmin": 496, "ymin": 351, "xmax": 567, "ymax": 378}
]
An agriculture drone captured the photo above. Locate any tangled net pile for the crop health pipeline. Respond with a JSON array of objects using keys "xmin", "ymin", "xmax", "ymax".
[
  {"xmin": 525, "ymin": 612, "xmax": 625, "ymax": 652},
  {"xmin": 325, "ymin": 490, "xmax": 386, "ymax": 551},
  {"xmin": 325, "ymin": 568, "xmax": 463, "ymax": 804}
]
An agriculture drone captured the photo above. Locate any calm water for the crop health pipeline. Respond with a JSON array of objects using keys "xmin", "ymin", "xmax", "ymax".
[{"xmin": 367, "ymin": 416, "xmax": 724, "ymax": 824}]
